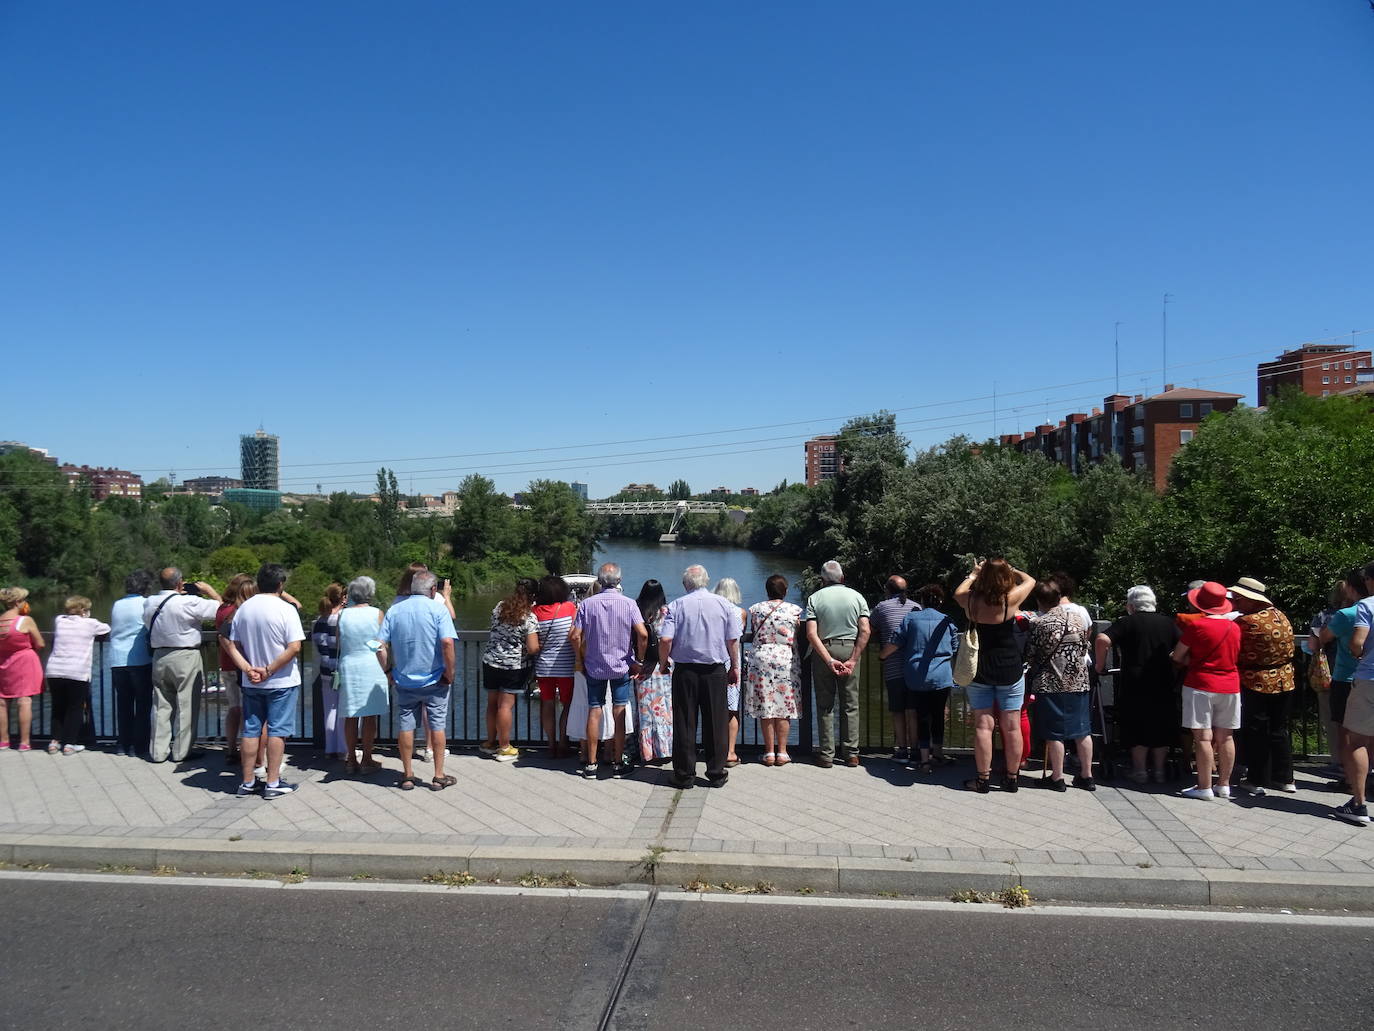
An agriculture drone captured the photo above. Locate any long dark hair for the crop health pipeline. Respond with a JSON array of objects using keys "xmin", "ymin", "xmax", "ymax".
[
  {"xmin": 636, "ymin": 579, "xmax": 667, "ymax": 623},
  {"xmin": 496, "ymin": 579, "xmax": 536, "ymax": 626}
]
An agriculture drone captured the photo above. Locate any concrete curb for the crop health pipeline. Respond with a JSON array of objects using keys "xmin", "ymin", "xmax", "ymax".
[{"xmin": 5, "ymin": 835, "xmax": 1374, "ymax": 910}]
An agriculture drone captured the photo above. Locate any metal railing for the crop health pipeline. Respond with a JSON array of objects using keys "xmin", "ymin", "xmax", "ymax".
[{"xmin": 9, "ymin": 628, "xmax": 1333, "ymax": 761}]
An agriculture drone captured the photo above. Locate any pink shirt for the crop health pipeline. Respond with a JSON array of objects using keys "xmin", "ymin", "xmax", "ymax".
[{"xmin": 46, "ymin": 614, "xmax": 111, "ymax": 682}]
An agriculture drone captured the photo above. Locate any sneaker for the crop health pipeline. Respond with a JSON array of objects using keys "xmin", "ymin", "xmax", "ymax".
[
  {"xmin": 476, "ymin": 742, "xmax": 497, "ymax": 758},
  {"xmin": 1179, "ymin": 786, "xmax": 1215, "ymax": 800},
  {"xmin": 1043, "ymin": 776, "xmax": 1067, "ymax": 792},
  {"xmin": 47, "ymin": 740, "xmax": 60, "ymax": 754},
  {"xmin": 1237, "ymin": 781, "xmax": 1266, "ymax": 797},
  {"xmin": 581, "ymin": 762, "xmax": 599, "ymax": 779},
  {"xmin": 1215, "ymin": 785, "xmax": 1232, "ymax": 799},
  {"xmin": 62, "ymin": 744, "xmax": 85, "ymax": 756},
  {"xmin": 494, "ymin": 746, "xmax": 519, "ymax": 763},
  {"xmin": 891, "ymin": 746, "xmax": 909, "ymax": 763},
  {"xmin": 1276, "ymin": 782, "xmax": 1298, "ymax": 794},
  {"xmin": 1334, "ymin": 799, "xmax": 1370, "ymax": 826},
  {"xmin": 613, "ymin": 756, "xmax": 634, "ymax": 778},
  {"xmin": 235, "ymin": 781, "xmax": 260, "ymax": 797},
  {"xmin": 263, "ymin": 780, "xmax": 297, "ymax": 800},
  {"xmin": 416, "ymin": 749, "xmax": 431, "ymax": 763}
]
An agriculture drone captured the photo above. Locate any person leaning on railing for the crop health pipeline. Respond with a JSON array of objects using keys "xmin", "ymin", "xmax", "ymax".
[
  {"xmin": 143, "ymin": 567, "xmax": 222, "ymax": 764},
  {"xmin": 0, "ymin": 586, "xmax": 45, "ymax": 751},
  {"xmin": 44, "ymin": 595, "xmax": 110, "ymax": 756},
  {"xmin": 107, "ymin": 570, "xmax": 154, "ymax": 758},
  {"xmin": 881, "ymin": 583, "xmax": 958, "ymax": 774}
]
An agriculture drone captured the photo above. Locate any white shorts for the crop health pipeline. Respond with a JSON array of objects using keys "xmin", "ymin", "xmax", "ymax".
[{"xmin": 1181, "ymin": 686, "xmax": 1240, "ymax": 730}]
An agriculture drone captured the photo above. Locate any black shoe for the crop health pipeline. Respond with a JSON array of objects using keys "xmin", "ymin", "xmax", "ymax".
[
  {"xmin": 1043, "ymin": 776, "xmax": 1067, "ymax": 792},
  {"xmin": 707, "ymin": 774, "xmax": 728, "ymax": 788},
  {"xmin": 224, "ymin": 751, "xmax": 240, "ymax": 767},
  {"xmin": 669, "ymin": 774, "xmax": 694, "ymax": 789},
  {"xmin": 581, "ymin": 762, "xmax": 599, "ymax": 779},
  {"xmin": 1001, "ymin": 774, "xmax": 1019, "ymax": 793},
  {"xmin": 614, "ymin": 756, "xmax": 634, "ymax": 778},
  {"xmin": 1072, "ymin": 775, "xmax": 1096, "ymax": 792},
  {"xmin": 183, "ymin": 749, "xmax": 206, "ymax": 761}
]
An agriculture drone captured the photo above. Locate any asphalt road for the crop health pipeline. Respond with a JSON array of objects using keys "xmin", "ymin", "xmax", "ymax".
[{"xmin": 4, "ymin": 876, "xmax": 1371, "ymax": 1031}]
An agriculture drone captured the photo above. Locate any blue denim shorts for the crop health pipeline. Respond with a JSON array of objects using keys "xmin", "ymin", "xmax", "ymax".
[
  {"xmin": 586, "ymin": 676, "xmax": 632, "ymax": 707},
  {"xmin": 396, "ymin": 685, "xmax": 450, "ymax": 733},
  {"xmin": 241, "ymin": 686, "xmax": 299, "ymax": 739},
  {"xmin": 965, "ymin": 678, "xmax": 1026, "ymax": 712}
]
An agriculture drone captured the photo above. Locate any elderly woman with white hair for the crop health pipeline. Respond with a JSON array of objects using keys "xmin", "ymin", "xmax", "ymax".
[
  {"xmin": 1095, "ymin": 585, "xmax": 1180, "ymax": 784},
  {"xmin": 713, "ymin": 577, "xmax": 748, "ymax": 766},
  {"xmin": 336, "ymin": 576, "xmax": 389, "ymax": 774}
]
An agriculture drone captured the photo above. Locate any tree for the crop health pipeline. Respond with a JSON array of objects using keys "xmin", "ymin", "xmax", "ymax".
[
  {"xmin": 448, "ymin": 474, "xmax": 515, "ymax": 562},
  {"xmin": 374, "ymin": 467, "xmax": 401, "ymax": 550},
  {"xmin": 0, "ymin": 449, "xmax": 92, "ymax": 581},
  {"xmin": 518, "ymin": 480, "xmax": 598, "ymax": 574},
  {"xmin": 668, "ymin": 479, "xmax": 693, "ymax": 500}
]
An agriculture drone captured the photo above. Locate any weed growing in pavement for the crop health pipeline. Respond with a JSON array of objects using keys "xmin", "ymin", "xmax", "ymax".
[
  {"xmin": 876, "ymin": 890, "xmax": 900, "ymax": 899},
  {"xmin": 797, "ymin": 886, "xmax": 815, "ymax": 895},
  {"xmin": 422, "ymin": 870, "xmax": 477, "ymax": 888},
  {"xmin": 153, "ymin": 865, "xmax": 177, "ymax": 877},
  {"xmin": 684, "ymin": 878, "xmax": 713, "ymax": 892},
  {"xmin": 280, "ymin": 867, "xmax": 308, "ymax": 884},
  {"xmin": 98, "ymin": 863, "xmax": 136, "ymax": 874},
  {"xmin": 351, "ymin": 872, "xmax": 375, "ymax": 881},
  {"xmin": 246, "ymin": 870, "xmax": 276, "ymax": 880},
  {"xmin": 639, "ymin": 845, "xmax": 668, "ymax": 876},
  {"xmin": 18, "ymin": 862, "xmax": 48, "ymax": 871},
  {"xmin": 1000, "ymin": 885, "xmax": 1032, "ymax": 908},
  {"xmin": 1137, "ymin": 861, "xmax": 1153, "ymax": 869},
  {"xmin": 228, "ymin": 835, "xmax": 243, "ymax": 842},
  {"xmin": 518, "ymin": 871, "xmax": 585, "ymax": 888}
]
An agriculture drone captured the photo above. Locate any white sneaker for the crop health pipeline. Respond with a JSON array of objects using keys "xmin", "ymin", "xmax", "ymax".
[
  {"xmin": 1237, "ymin": 781, "xmax": 1265, "ymax": 797},
  {"xmin": 61, "ymin": 744, "xmax": 85, "ymax": 756},
  {"xmin": 1179, "ymin": 786, "xmax": 1215, "ymax": 800},
  {"xmin": 1215, "ymin": 785, "xmax": 1232, "ymax": 799},
  {"xmin": 1277, "ymin": 782, "xmax": 1298, "ymax": 794}
]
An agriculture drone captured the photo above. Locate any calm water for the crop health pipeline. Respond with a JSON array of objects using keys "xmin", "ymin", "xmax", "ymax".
[{"xmin": 452, "ymin": 539, "xmax": 810, "ymax": 629}]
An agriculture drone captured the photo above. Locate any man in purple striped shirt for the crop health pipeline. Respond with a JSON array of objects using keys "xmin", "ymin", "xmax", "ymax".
[{"xmin": 569, "ymin": 563, "xmax": 647, "ymax": 779}]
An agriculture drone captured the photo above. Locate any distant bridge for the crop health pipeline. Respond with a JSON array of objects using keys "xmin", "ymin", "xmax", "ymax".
[{"xmin": 584, "ymin": 499, "xmax": 729, "ymax": 542}]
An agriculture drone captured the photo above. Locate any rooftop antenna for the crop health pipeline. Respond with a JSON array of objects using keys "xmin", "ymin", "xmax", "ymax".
[
  {"xmin": 1114, "ymin": 321, "xmax": 1122, "ymax": 395},
  {"xmin": 1162, "ymin": 292, "xmax": 1173, "ymax": 392}
]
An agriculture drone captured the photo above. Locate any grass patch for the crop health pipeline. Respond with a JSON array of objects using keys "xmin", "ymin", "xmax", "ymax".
[
  {"xmin": 152, "ymin": 865, "xmax": 177, "ymax": 877},
  {"xmin": 98, "ymin": 863, "xmax": 137, "ymax": 874},
  {"xmin": 876, "ymin": 890, "xmax": 900, "ymax": 899},
  {"xmin": 518, "ymin": 871, "xmax": 585, "ymax": 888},
  {"xmin": 228, "ymin": 834, "xmax": 243, "ymax": 842},
  {"xmin": 351, "ymin": 872, "xmax": 376, "ymax": 881},
  {"xmin": 797, "ymin": 886, "xmax": 815, "ymax": 895},
  {"xmin": 639, "ymin": 845, "xmax": 668, "ymax": 875},
  {"xmin": 684, "ymin": 879, "xmax": 774, "ymax": 895},
  {"xmin": 422, "ymin": 870, "xmax": 477, "ymax": 888},
  {"xmin": 246, "ymin": 869, "xmax": 277, "ymax": 880},
  {"xmin": 281, "ymin": 867, "xmax": 308, "ymax": 885},
  {"xmin": 951, "ymin": 885, "xmax": 1032, "ymax": 908}
]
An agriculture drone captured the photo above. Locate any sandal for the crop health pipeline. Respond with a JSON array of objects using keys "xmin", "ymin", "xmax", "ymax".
[
  {"xmin": 399, "ymin": 776, "xmax": 418, "ymax": 791},
  {"xmin": 345, "ymin": 758, "xmax": 359, "ymax": 775},
  {"xmin": 775, "ymin": 753, "xmax": 791, "ymax": 766},
  {"xmin": 1001, "ymin": 773, "xmax": 1019, "ymax": 793},
  {"xmin": 917, "ymin": 760, "xmax": 934, "ymax": 775},
  {"xmin": 763, "ymin": 752, "xmax": 776, "ymax": 767},
  {"xmin": 725, "ymin": 757, "xmax": 740, "ymax": 768},
  {"xmin": 431, "ymin": 774, "xmax": 457, "ymax": 791},
  {"xmin": 965, "ymin": 774, "xmax": 992, "ymax": 793}
]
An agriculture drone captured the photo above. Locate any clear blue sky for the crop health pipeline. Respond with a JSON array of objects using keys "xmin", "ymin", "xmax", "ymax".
[{"xmin": 4, "ymin": 0, "xmax": 1371, "ymax": 498}]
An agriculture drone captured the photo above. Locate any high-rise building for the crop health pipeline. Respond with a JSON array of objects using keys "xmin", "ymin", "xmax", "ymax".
[
  {"xmin": 804, "ymin": 435, "xmax": 838, "ymax": 486},
  {"xmin": 1256, "ymin": 342, "xmax": 1373, "ymax": 404},
  {"xmin": 240, "ymin": 430, "xmax": 279, "ymax": 490},
  {"xmin": 570, "ymin": 481, "xmax": 589, "ymax": 501}
]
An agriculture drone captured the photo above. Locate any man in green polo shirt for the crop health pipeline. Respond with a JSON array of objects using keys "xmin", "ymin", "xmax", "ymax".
[{"xmin": 805, "ymin": 560, "xmax": 871, "ymax": 768}]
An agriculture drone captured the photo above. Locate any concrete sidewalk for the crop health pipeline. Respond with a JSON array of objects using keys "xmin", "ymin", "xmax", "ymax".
[{"xmin": 3, "ymin": 744, "xmax": 1373, "ymax": 909}]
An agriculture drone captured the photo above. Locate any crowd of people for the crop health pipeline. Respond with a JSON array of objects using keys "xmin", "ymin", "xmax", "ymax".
[{"xmin": 2, "ymin": 556, "xmax": 1372, "ymax": 827}]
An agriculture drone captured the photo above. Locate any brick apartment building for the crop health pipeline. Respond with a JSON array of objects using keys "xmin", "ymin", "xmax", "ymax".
[
  {"xmin": 181, "ymin": 475, "xmax": 243, "ymax": 497},
  {"xmin": 804, "ymin": 435, "xmax": 838, "ymax": 486},
  {"xmin": 60, "ymin": 464, "xmax": 143, "ymax": 501},
  {"xmin": 1002, "ymin": 386, "xmax": 1242, "ymax": 490},
  {"xmin": 1257, "ymin": 342, "xmax": 1373, "ymax": 405}
]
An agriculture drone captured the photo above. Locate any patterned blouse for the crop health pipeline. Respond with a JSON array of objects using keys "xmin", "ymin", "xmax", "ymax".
[
  {"xmin": 1236, "ymin": 606, "xmax": 1296, "ymax": 694},
  {"xmin": 1025, "ymin": 608, "xmax": 1091, "ymax": 694}
]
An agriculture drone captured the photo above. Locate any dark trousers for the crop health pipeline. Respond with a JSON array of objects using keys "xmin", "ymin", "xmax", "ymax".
[
  {"xmin": 671, "ymin": 662, "xmax": 730, "ymax": 782},
  {"xmin": 912, "ymin": 688, "xmax": 951, "ymax": 752},
  {"xmin": 1242, "ymin": 688, "xmax": 1294, "ymax": 787},
  {"xmin": 113, "ymin": 664, "xmax": 153, "ymax": 753},
  {"xmin": 48, "ymin": 677, "xmax": 90, "ymax": 747}
]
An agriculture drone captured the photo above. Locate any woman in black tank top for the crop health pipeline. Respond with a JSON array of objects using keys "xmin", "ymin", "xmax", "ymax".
[{"xmin": 954, "ymin": 559, "xmax": 1036, "ymax": 793}]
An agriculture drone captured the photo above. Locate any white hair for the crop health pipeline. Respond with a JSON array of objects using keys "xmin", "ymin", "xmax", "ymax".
[
  {"xmin": 410, "ymin": 571, "xmax": 438, "ymax": 596},
  {"xmin": 683, "ymin": 565, "xmax": 709, "ymax": 591},
  {"xmin": 1126, "ymin": 585, "xmax": 1157, "ymax": 612},
  {"xmin": 597, "ymin": 562, "xmax": 622, "ymax": 588},
  {"xmin": 347, "ymin": 576, "xmax": 376, "ymax": 606},
  {"xmin": 820, "ymin": 560, "xmax": 844, "ymax": 584},
  {"xmin": 713, "ymin": 577, "xmax": 742, "ymax": 606}
]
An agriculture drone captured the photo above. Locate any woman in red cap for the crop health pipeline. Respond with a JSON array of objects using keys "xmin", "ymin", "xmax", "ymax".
[{"xmin": 1171, "ymin": 581, "xmax": 1242, "ymax": 800}]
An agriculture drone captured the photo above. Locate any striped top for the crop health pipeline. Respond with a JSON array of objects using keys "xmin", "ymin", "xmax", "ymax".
[
  {"xmin": 311, "ymin": 611, "xmax": 340, "ymax": 675},
  {"xmin": 533, "ymin": 601, "xmax": 576, "ymax": 677}
]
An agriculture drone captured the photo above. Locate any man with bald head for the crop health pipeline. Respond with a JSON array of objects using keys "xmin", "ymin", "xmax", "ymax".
[
  {"xmin": 660, "ymin": 564, "xmax": 742, "ymax": 788},
  {"xmin": 142, "ymin": 567, "xmax": 221, "ymax": 763}
]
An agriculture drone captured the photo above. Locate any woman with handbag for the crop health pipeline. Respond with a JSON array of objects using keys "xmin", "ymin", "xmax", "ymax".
[{"xmin": 954, "ymin": 558, "xmax": 1036, "ymax": 793}]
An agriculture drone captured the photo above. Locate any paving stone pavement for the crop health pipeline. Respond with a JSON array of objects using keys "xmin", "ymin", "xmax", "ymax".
[{"xmin": 2, "ymin": 745, "xmax": 1372, "ymax": 872}]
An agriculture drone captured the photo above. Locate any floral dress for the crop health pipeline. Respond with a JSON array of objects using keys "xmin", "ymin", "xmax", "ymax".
[
  {"xmin": 744, "ymin": 601, "xmax": 802, "ymax": 719},
  {"xmin": 637, "ymin": 609, "xmax": 673, "ymax": 761}
]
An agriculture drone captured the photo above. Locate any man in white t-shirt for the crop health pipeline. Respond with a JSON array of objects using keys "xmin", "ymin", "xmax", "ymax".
[{"xmin": 225, "ymin": 564, "xmax": 305, "ymax": 799}]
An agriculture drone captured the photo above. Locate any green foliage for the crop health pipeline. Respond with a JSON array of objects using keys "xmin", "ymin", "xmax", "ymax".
[
  {"xmin": 0, "ymin": 449, "xmax": 94, "ymax": 583},
  {"xmin": 517, "ymin": 480, "xmax": 597, "ymax": 574},
  {"xmin": 668, "ymin": 479, "xmax": 692, "ymax": 500},
  {"xmin": 206, "ymin": 546, "xmax": 260, "ymax": 580},
  {"xmin": 449, "ymin": 474, "xmax": 515, "ymax": 562},
  {"xmin": 374, "ymin": 467, "xmax": 402, "ymax": 548}
]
